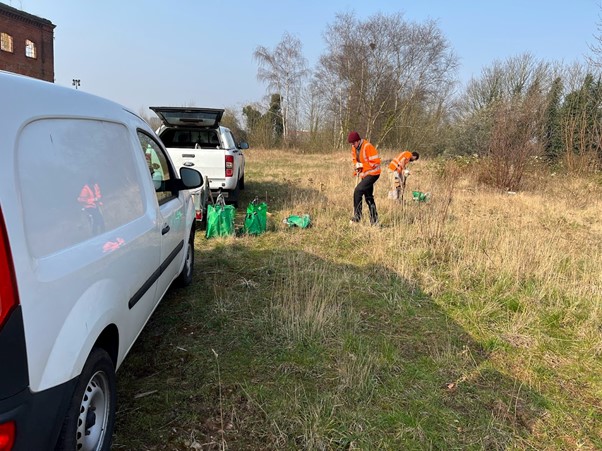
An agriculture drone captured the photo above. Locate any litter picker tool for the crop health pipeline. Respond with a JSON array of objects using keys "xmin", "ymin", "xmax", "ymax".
[{"xmin": 400, "ymin": 172, "xmax": 407, "ymax": 204}]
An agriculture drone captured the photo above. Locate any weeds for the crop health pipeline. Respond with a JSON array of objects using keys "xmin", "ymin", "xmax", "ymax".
[
  {"xmin": 268, "ymin": 254, "xmax": 344, "ymax": 343},
  {"xmin": 114, "ymin": 149, "xmax": 602, "ymax": 450},
  {"xmin": 211, "ymin": 349, "xmax": 226, "ymax": 450}
]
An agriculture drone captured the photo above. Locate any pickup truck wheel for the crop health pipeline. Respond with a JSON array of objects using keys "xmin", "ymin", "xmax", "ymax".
[
  {"xmin": 230, "ymin": 182, "xmax": 240, "ymax": 208},
  {"xmin": 239, "ymin": 174, "xmax": 245, "ymax": 190},
  {"xmin": 176, "ymin": 228, "xmax": 195, "ymax": 287},
  {"xmin": 57, "ymin": 348, "xmax": 116, "ymax": 451}
]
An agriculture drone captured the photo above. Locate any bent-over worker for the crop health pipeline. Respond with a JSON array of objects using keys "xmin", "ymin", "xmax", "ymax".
[{"xmin": 388, "ymin": 150, "xmax": 419, "ymax": 200}]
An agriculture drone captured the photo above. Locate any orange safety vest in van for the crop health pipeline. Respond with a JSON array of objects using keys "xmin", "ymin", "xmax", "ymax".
[
  {"xmin": 78, "ymin": 183, "xmax": 102, "ymax": 208},
  {"xmin": 388, "ymin": 150, "xmax": 413, "ymax": 174},
  {"xmin": 352, "ymin": 140, "xmax": 381, "ymax": 178}
]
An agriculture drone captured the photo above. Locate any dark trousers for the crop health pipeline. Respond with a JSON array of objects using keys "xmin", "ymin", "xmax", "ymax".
[
  {"xmin": 353, "ymin": 174, "xmax": 379, "ymax": 224},
  {"xmin": 84, "ymin": 206, "xmax": 105, "ymax": 235}
]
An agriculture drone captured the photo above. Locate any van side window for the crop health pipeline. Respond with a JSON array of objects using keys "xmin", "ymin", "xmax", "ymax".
[
  {"xmin": 17, "ymin": 119, "xmax": 145, "ymax": 257},
  {"xmin": 137, "ymin": 132, "xmax": 173, "ymax": 205}
]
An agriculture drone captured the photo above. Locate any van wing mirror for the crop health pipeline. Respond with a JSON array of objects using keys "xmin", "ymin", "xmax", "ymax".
[{"xmin": 177, "ymin": 167, "xmax": 203, "ymax": 190}]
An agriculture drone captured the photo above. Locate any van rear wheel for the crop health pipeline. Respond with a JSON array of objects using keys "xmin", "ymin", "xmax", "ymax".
[{"xmin": 57, "ymin": 348, "xmax": 116, "ymax": 451}]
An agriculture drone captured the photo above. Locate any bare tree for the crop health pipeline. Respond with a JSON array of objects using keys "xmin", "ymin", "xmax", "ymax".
[
  {"xmin": 586, "ymin": 4, "xmax": 602, "ymax": 72},
  {"xmin": 460, "ymin": 53, "xmax": 552, "ymax": 118},
  {"xmin": 309, "ymin": 59, "xmax": 349, "ymax": 146},
  {"xmin": 139, "ymin": 108, "xmax": 161, "ymax": 131},
  {"xmin": 556, "ymin": 64, "xmax": 602, "ymax": 172},
  {"xmin": 314, "ymin": 12, "xmax": 458, "ymax": 149},
  {"xmin": 481, "ymin": 92, "xmax": 546, "ymax": 191},
  {"xmin": 458, "ymin": 54, "xmax": 553, "ymax": 188},
  {"xmin": 254, "ymin": 33, "xmax": 309, "ymax": 145}
]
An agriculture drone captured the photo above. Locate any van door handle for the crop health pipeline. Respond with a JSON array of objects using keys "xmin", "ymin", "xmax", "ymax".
[{"xmin": 161, "ymin": 224, "xmax": 170, "ymax": 235}]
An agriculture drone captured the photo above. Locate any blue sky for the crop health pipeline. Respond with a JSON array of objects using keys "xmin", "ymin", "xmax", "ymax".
[{"xmin": 12, "ymin": 0, "xmax": 601, "ymax": 115}]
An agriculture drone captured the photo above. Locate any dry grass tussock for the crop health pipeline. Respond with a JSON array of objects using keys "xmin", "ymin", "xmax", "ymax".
[{"xmin": 268, "ymin": 253, "xmax": 344, "ymax": 342}]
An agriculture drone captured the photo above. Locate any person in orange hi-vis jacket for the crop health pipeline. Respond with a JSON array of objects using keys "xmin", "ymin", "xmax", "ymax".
[
  {"xmin": 348, "ymin": 131, "xmax": 381, "ymax": 225},
  {"xmin": 388, "ymin": 150, "xmax": 419, "ymax": 201},
  {"xmin": 78, "ymin": 181, "xmax": 105, "ymax": 234},
  {"xmin": 78, "ymin": 182, "xmax": 102, "ymax": 208}
]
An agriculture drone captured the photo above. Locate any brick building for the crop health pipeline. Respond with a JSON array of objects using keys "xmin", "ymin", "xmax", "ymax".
[{"xmin": 0, "ymin": 2, "xmax": 55, "ymax": 82}]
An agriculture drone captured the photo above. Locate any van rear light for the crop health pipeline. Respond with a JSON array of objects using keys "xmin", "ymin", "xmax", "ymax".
[
  {"xmin": 225, "ymin": 155, "xmax": 234, "ymax": 177},
  {"xmin": 0, "ymin": 209, "xmax": 19, "ymax": 330},
  {"xmin": 0, "ymin": 421, "xmax": 15, "ymax": 451}
]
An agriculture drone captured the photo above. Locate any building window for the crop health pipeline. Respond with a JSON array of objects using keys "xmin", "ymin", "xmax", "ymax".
[
  {"xmin": 25, "ymin": 39, "xmax": 37, "ymax": 58},
  {"xmin": 1, "ymin": 33, "xmax": 13, "ymax": 53}
]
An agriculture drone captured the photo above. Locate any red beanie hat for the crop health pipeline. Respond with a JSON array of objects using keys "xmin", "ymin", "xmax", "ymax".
[{"xmin": 347, "ymin": 131, "xmax": 360, "ymax": 143}]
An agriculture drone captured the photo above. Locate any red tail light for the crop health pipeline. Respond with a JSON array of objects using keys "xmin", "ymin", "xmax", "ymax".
[
  {"xmin": 0, "ymin": 209, "xmax": 19, "ymax": 331},
  {"xmin": 0, "ymin": 421, "xmax": 15, "ymax": 451},
  {"xmin": 225, "ymin": 155, "xmax": 234, "ymax": 177}
]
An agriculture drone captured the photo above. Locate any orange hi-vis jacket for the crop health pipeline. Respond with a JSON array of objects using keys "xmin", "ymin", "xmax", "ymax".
[
  {"xmin": 352, "ymin": 139, "xmax": 381, "ymax": 178},
  {"xmin": 78, "ymin": 183, "xmax": 102, "ymax": 208},
  {"xmin": 388, "ymin": 150, "xmax": 413, "ymax": 174}
]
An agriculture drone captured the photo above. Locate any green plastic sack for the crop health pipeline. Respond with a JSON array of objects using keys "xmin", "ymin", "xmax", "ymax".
[
  {"xmin": 412, "ymin": 191, "xmax": 430, "ymax": 202},
  {"xmin": 243, "ymin": 201, "xmax": 268, "ymax": 235},
  {"xmin": 284, "ymin": 214, "xmax": 311, "ymax": 228},
  {"xmin": 205, "ymin": 203, "xmax": 236, "ymax": 238}
]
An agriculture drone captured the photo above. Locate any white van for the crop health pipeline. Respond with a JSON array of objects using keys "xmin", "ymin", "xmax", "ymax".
[{"xmin": 0, "ymin": 71, "xmax": 203, "ymax": 450}]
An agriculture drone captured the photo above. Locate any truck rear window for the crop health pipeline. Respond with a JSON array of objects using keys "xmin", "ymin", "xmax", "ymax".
[{"xmin": 160, "ymin": 129, "xmax": 219, "ymax": 148}]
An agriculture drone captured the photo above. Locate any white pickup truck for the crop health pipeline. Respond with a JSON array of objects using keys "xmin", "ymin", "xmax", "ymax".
[{"xmin": 150, "ymin": 107, "xmax": 249, "ymax": 208}]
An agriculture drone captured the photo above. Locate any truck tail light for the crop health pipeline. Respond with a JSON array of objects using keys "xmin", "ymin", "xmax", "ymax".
[
  {"xmin": 0, "ymin": 209, "xmax": 19, "ymax": 331},
  {"xmin": 225, "ymin": 155, "xmax": 234, "ymax": 177},
  {"xmin": 0, "ymin": 421, "xmax": 15, "ymax": 451}
]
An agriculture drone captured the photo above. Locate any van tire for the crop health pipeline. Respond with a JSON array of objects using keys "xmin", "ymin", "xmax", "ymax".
[
  {"xmin": 56, "ymin": 348, "xmax": 116, "ymax": 451},
  {"xmin": 175, "ymin": 229, "xmax": 195, "ymax": 287}
]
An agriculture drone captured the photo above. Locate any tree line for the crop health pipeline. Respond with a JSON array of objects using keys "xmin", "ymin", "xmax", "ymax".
[{"xmin": 235, "ymin": 11, "xmax": 602, "ymax": 190}]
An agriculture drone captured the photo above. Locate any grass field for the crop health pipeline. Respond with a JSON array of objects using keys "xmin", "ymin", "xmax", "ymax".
[{"xmin": 112, "ymin": 148, "xmax": 602, "ymax": 450}]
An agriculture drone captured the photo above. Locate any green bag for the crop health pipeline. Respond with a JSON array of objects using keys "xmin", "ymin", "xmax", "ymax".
[
  {"xmin": 243, "ymin": 200, "xmax": 268, "ymax": 235},
  {"xmin": 283, "ymin": 214, "xmax": 311, "ymax": 228},
  {"xmin": 205, "ymin": 200, "xmax": 235, "ymax": 238},
  {"xmin": 412, "ymin": 191, "xmax": 430, "ymax": 202}
]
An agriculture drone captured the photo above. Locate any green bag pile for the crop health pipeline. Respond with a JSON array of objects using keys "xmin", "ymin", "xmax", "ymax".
[
  {"xmin": 283, "ymin": 214, "xmax": 311, "ymax": 228},
  {"xmin": 206, "ymin": 197, "xmax": 235, "ymax": 238},
  {"xmin": 243, "ymin": 199, "xmax": 268, "ymax": 235}
]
